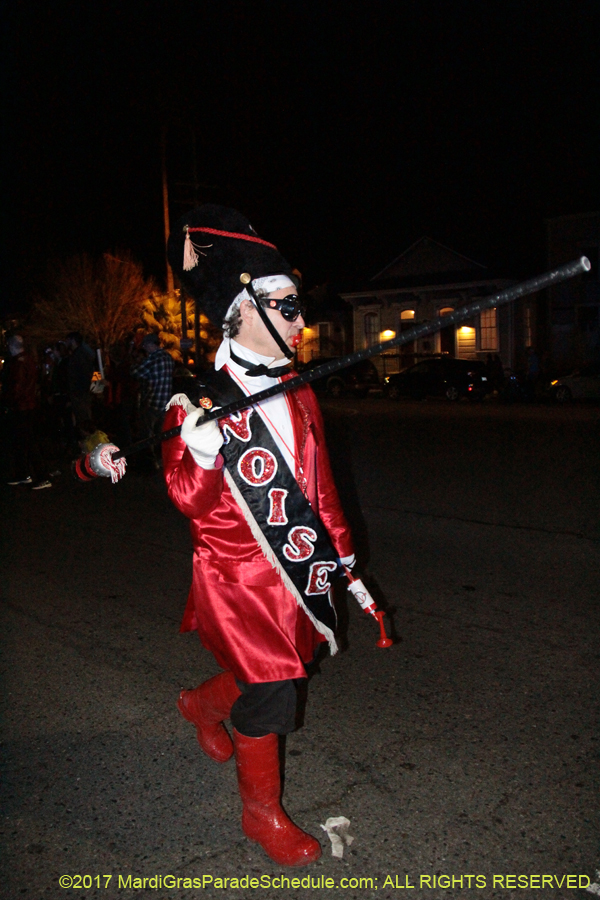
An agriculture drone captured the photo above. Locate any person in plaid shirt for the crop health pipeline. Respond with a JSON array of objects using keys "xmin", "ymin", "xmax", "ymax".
[{"xmin": 132, "ymin": 333, "xmax": 174, "ymax": 462}]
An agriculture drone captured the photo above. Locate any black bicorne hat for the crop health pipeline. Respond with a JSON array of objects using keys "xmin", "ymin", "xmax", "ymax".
[{"xmin": 167, "ymin": 204, "xmax": 295, "ymax": 326}]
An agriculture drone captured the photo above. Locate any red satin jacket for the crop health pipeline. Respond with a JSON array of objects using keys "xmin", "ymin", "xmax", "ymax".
[{"xmin": 162, "ymin": 380, "xmax": 354, "ymax": 683}]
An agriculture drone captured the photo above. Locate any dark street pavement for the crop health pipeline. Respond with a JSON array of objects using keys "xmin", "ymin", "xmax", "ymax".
[{"xmin": 1, "ymin": 398, "xmax": 599, "ymax": 900}]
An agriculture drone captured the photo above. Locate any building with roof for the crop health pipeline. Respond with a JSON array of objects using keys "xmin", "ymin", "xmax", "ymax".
[{"xmin": 338, "ymin": 237, "xmax": 537, "ymax": 379}]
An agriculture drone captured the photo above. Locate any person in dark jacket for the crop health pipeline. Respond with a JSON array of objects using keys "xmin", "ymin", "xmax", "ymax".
[
  {"xmin": 65, "ymin": 331, "xmax": 96, "ymax": 430},
  {"xmin": 4, "ymin": 335, "xmax": 51, "ymax": 489}
]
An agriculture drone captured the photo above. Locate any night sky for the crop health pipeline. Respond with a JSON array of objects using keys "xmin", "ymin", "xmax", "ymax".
[{"xmin": 5, "ymin": 1, "xmax": 599, "ymax": 313}]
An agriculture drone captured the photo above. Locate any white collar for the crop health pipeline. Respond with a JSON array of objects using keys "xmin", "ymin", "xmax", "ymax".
[{"xmin": 215, "ymin": 339, "xmax": 291, "ymax": 375}]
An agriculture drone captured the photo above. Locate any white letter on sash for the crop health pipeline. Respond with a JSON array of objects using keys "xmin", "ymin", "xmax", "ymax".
[
  {"xmin": 238, "ymin": 447, "xmax": 278, "ymax": 486},
  {"xmin": 267, "ymin": 488, "xmax": 289, "ymax": 525},
  {"xmin": 283, "ymin": 525, "xmax": 317, "ymax": 561},
  {"xmin": 220, "ymin": 409, "xmax": 253, "ymax": 443},
  {"xmin": 306, "ymin": 561, "xmax": 338, "ymax": 594}
]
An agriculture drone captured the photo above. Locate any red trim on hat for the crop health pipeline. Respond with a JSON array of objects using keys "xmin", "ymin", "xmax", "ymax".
[{"xmin": 187, "ymin": 227, "xmax": 278, "ymax": 250}]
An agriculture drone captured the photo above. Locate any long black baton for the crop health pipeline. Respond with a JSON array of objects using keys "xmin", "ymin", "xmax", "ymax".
[{"xmin": 110, "ymin": 256, "xmax": 590, "ymax": 461}]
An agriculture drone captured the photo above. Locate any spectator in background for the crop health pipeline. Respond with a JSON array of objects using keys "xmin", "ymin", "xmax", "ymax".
[
  {"xmin": 131, "ymin": 333, "xmax": 174, "ymax": 466},
  {"xmin": 48, "ymin": 341, "xmax": 75, "ymax": 454},
  {"xmin": 488, "ymin": 353, "xmax": 505, "ymax": 394},
  {"xmin": 4, "ymin": 335, "xmax": 52, "ymax": 489},
  {"xmin": 65, "ymin": 331, "xmax": 96, "ymax": 433},
  {"xmin": 104, "ymin": 340, "xmax": 137, "ymax": 450}
]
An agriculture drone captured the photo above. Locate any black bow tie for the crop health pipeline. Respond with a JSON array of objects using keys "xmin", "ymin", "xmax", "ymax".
[{"xmin": 229, "ymin": 349, "xmax": 292, "ymax": 378}]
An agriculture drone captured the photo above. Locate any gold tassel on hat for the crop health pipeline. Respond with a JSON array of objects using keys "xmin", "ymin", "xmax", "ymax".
[{"xmin": 183, "ymin": 226, "xmax": 199, "ymax": 271}]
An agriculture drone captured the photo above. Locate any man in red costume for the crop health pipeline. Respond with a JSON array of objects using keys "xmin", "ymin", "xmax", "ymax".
[{"xmin": 164, "ymin": 206, "xmax": 355, "ymax": 866}]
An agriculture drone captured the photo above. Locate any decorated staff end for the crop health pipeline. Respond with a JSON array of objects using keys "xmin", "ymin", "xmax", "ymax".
[
  {"xmin": 71, "ymin": 442, "xmax": 127, "ymax": 483},
  {"xmin": 346, "ymin": 570, "xmax": 393, "ymax": 648}
]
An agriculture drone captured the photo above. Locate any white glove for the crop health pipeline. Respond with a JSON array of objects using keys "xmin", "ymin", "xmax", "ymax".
[
  {"xmin": 340, "ymin": 553, "xmax": 356, "ymax": 570},
  {"xmin": 180, "ymin": 406, "xmax": 224, "ymax": 469}
]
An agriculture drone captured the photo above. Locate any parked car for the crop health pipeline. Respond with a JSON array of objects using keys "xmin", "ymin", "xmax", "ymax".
[
  {"xmin": 297, "ymin": 357, "xmax": 380, "ymax": 398},
  {"xmin": 384, "ymin": 357, "xmax": 489, "ymax": 401},
  {"xmin": 549, "ymin": 366, "xmax": 600, "ymax": 402}
]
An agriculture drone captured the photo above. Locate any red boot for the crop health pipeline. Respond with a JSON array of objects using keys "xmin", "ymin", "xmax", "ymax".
[
  {"xmin": 177, "ymin": 672, "xmax": 241, "ymax": 762},
  {"xmin": 233, "ymin": 729, "xmax": 321, "ymax": 866}
]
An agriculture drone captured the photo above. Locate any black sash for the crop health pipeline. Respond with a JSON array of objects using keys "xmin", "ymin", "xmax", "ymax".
[{"xmin": 203, "ymin": 370, "xmax": 341, "ymax": 639}]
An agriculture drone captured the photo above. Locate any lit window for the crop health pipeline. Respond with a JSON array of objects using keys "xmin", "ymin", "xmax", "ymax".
[
  {"xmin": 480, "ymin": 307, "xmax": 498, "ymax": 351},
  {"xmin": 364, "ymin": 312, "xmax": 379, "ymax": 347},
  {"xmin": 439, "ymin": 307, "xmax": 454, "ymax": 316},
  {"xmin": 400, "ymin": 309, "xmax": 415, "ymax": 320}
]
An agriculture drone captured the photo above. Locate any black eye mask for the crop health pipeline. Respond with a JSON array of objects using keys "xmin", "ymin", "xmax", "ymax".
[
  {"xmin": 244, "ymin": 281, "xmax": 298, "ymax": 359},
  {"xmin": 262, "ymin": 294, "xmax": 306, "ymax": 322}
]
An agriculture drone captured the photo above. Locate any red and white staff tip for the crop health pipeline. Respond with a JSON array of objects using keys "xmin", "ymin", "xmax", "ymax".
[
  {"xmin": 72, "ymin": 443, "xmax": 127, "ymax": 484},
  {"xmin": 346, "ymin": 569, "xmax": 393, "ymax": 648}
]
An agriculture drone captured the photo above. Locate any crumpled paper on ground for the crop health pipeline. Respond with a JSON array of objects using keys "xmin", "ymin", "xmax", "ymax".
[
  {"xmin": 585, "ymin": 871, "xmax": 600, "ymax": 896},
  {"xmin": 320, "ymin": 817, "xmax": 354, "ymax": 858}
]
